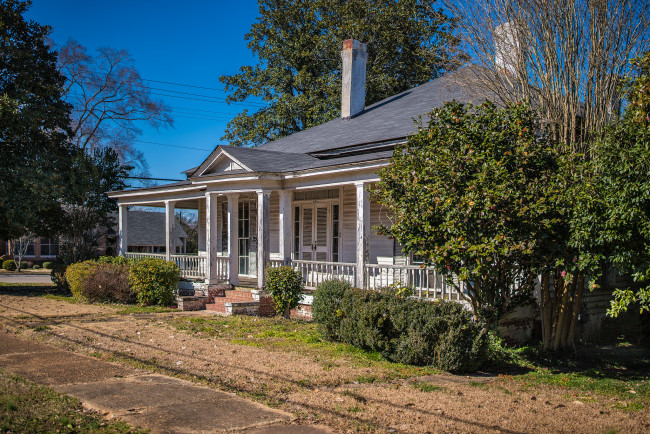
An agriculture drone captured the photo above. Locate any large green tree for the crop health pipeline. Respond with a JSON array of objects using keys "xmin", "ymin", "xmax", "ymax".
[
  {"xmin": 374, "ymin": 101, "xmax": 563, "ymax": 328},
  {"xmin": 221, "ymin": 0, "xmax": 464, "ymax": 147},
  {"xmin": 0, "ymin": 0, "xmax": 74, "ymax": 239}
]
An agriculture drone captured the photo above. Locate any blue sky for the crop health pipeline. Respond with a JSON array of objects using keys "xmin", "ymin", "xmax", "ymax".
[{"xmin": 27, "ymin": 0, "xmax": 262, "ymax": 185}]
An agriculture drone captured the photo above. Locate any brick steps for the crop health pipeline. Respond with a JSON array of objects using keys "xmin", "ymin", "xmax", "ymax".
[{"xmin": 204, "ymin": 289, "xmax": 260, "ymax": 316}]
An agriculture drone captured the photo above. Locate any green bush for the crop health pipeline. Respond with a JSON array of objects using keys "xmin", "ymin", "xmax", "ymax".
[
  {"xmin": 20, "ymin": 262, "xmax": 28, "ymax": 269},
  {"xmin": 82, "ymin": 263, "xmax": 134, "ymax": 303},
  {"xmin": 265, "ymin": 266, "xmax": 303, "ymax": 318},
  {"xmin": 96, "ymin": 255, "xmax": 130, "ymax": 265},
  {"xmin": 43, "ymin": 262, "xmax": 54, "ymax": 269},
  {"xmin": 312, "ymin": 279, "xmax": 353, "ymax": 340},
  {"xmin": 65, "ymin": 261, "xmax": 99, "ymax": 300},
  {"xmin": 314, "ymin": 285, "xmax": 489, "ymax": 372},
  {"xmin": 50, "ymin": 264, "xmax": 68, "ymax": 290},
  {"xmin": 33, "ymin": 264, "xmax": 41, "ymax": 269},
  {"xmin": 129, "ymin": 257, "xmax": 180, "ymax": 306},
  {"xmin": 2, "ymin": 260, "xmax": 16, "ymax": 271}
]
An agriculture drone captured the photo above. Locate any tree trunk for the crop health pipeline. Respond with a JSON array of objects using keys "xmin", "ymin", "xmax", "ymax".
[{"xmin": 541, "ymin": 270, "xmax": 585, "ymax": 351}]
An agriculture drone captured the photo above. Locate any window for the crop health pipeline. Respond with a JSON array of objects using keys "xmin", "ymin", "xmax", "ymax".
[
  {"xmin": 40, "ymin": 238, "xmax": 59, "ymax": 257},
  {"xmin": 238, "ymin": 201, "xmax": 250, "ymax": 275},
  {"xmin": 332, "ymin": 204, "xmax": 340, "ymax": 262},
  {"xmin": 293, "ymin": 206, "xmax": 300, "ymax": 259}
]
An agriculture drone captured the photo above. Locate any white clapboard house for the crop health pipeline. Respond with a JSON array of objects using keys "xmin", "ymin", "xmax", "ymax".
[{"xmin": 108, "ymin": 40, "xmax": 485, "ymax": 301}]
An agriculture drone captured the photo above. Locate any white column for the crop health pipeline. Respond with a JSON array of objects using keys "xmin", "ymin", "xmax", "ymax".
[
  {"xmin": 355, "ymin": 182, "xmax": 369, "ymax": 288},
  {"xmin": 227, "ymin": 193, "xmax": 239, "ymax": 285},
  {"xmin": 205, "ymin": 193, "xmax": 219, "ymax": 284},
  {"xmin": 257, "ymin": 190, "xmax": 271, "ymax": 289},
  {"xmin": 165, "ymin": 200, "xmax": 176, "ymax": 261},
  {"xmin": 118, "ymin": 204, "xmax": 128, "ymax": 256},
  {"xmin": 278, "ymin": 190, "xmax": 292, "ymax": 264},
  {"xmin": 197, "ymin": 198, "xmax": 206, "ymax": 252}
]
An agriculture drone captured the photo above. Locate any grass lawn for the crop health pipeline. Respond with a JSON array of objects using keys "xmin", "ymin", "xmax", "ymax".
[{"xmin": 0, "ymin": 369, "xmax": 145, "ymax": 433}]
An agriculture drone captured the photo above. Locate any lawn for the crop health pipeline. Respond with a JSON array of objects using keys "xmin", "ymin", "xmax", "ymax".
[{"xmin": 0, "ymin": 369, "xmax": 145, "ymax": 433}]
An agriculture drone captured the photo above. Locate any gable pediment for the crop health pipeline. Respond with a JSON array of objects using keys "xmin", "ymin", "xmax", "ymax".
[{"xmin": 195, "ymin": 149, "xmax": 252, "ymax": 177}]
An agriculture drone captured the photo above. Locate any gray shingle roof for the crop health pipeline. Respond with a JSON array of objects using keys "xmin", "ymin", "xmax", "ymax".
[
  {"xmin": 258, "ymin": 66, "xmax": 491, "ymax": 154},
  {"xmin": 126, "ymin": 211, "xmax": 187, "ymax": 247}
]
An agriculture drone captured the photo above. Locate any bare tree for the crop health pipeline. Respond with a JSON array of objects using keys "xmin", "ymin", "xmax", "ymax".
[
  {"xmin": 11, "ymin": 235, "xmax": 33, "ymax": 272},
  {"xmin": 445, "ymin": 0, "xmax": 650, "ymax": 151},
  {"xmin": 57, "ymin": 40, "xmax": 173, "ymax": 177}
]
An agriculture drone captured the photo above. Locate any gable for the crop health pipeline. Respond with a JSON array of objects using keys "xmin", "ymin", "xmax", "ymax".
[{"xmin": 195, "ymin": 149, "xmax": 252, "ymax": 177}]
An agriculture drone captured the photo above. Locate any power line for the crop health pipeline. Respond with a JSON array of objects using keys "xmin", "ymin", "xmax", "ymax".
[{"xmin": 132, "ymin": 139, "xmax": 214, "ymax": 151}]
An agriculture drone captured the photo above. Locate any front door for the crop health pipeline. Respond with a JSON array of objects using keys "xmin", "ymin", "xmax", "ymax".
[{"xmin": 299, "ymin": 205, "xmax": 330, "ymax": 261}]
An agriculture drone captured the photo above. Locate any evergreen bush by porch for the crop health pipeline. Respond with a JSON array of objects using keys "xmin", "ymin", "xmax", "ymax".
[
  {"xmin": 129, "ymin": 257, "xmax": 180, "ymax": 306},
  {"xmin": 311, "ymin": 279, "xmax": 353, "ymax": 340},
  {"xmin": 2, "ymin": 260, "xmax": 16, "ymax": 271},
  {"xmin": 265, "ymin": 266, "xmax": 303, "ymax": 318},
  {"xmin": 313, "ymin": 284, "xmax": 489, "ymax": 372}
]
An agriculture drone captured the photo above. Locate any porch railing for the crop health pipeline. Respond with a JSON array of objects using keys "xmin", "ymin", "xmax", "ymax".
[
  {"xmin": 292, "ymin": 260, "xmax": 356, "ymax": 289},
  {"xmin": 213, "ymin": 255, "xmax": 230, "ymax": 281},
  {"xmin": 365, "ymin": 264, "xmax": 468, "ymax": 303},
  {"xmin": 170, "ymin": 254, "xmax": 206, "ymax": 279},
  {"xmin": 124, "ymin": 252, "xmax": 207, "ymax": 280}
]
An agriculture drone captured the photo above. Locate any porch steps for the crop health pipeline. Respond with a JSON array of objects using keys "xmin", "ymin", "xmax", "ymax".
[{"xmin": 205, "ymin": 289, "xmax": 270, "ymax": 316}]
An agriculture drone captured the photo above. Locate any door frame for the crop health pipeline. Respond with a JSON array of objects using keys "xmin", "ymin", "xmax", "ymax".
[{"xmin": 293, "ymin": 189, "xmax": 342, "ymax": 262}]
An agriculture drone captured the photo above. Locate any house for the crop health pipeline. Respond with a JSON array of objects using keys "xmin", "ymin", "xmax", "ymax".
[
  {"xmin": 107, "ymin": 40, "xmax": 487, "ymax": 303},
  {"xmin": 0, "ymin": 211, "xmax": 187, "ymax": 264}
]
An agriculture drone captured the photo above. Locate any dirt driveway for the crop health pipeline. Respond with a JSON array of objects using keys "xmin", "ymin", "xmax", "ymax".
[{"xmin": 0, "ymin": 288, "xmax": 648, "ymax": 433}]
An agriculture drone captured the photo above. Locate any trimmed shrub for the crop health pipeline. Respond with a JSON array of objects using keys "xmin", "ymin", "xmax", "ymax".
[
  {"xmin": 2, "ymin": 260, "xmax": 16, "ymax": 271},
  {"xmin": 266, "ymin": 266, "xmax": 304, "ymax": 318},
  {"xmin": 33, "ymin": 264, "xmax": 41, "ymax": 269},
  {"xmin": 314, "ymin": 285, "xmax": 489, "ymax": 372},
  {"xmin": 312, "ymin": 279, "xmax": 353, "ymax": 340},
  {"xmin": 20, "ymin": 262, "xmax": 28, "ymax": 269},
  {"xmin": 65, "ymin": 261, "xmax": 98, "ymax": 300},
  {"xmin": 43, "ymin": 262, "xmax": 54, "ymax": 270},
  {"xmin": 96, "ymin": 255, "xmax": 130, "ymax": 265},
  {"xmin": 129, "ymin": 257, "xmax": 180, "ymax": 306},
  {"xmin": 82, "ymin": 263, "xmax": 133, "ymax": 303},
  {"xmin": 50, "ymin": 264, "xmax": 68, "ymax": 290}
]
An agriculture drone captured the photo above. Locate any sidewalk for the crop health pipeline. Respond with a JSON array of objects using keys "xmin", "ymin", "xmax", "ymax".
[{"xmin": 0, "ymin": 333, "xmax": 331, "ymax": 433}]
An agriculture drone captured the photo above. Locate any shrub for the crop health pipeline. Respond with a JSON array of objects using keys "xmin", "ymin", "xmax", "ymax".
[
  {"xmin": 96, "ymin": 255, "xmax": 130, "ymax": 265},
  {"xmin": 65, "ymin": 261, "xmax": 98, "ymax": 300},
  {"xmin": 2, "ymin": 260, "xmax": 16, "ymax": 271},
  {"xmin": 43, "ymin": 262, "xmax": 54, "ymax": 270},
  {"xmin": 82, "ymin": 263, "xmax": 134, "ymax": 303},
  {"xmin": 20, "ymin": 262, "xmax": 28, "ymax": 269},
  {"xmin": 129, "ymin": 257, "xmax": 180, "ymax": 306},
  {"xmin": 50, "ymin": 264, "xmax": 68, "ymax": 290},
  {"xmin": 33, "ymin": 264, "xmax": 41, "ymax": 269},
  {"xmin": 265, "ymin": 266, "xmax": 304, "ymax": 318},
  {"xmin": 312, "ymin": 279, "xmax": 353, "ymax": 340},
  {"xmin": 318, "ymin": 286, "xmax": 489, "ymax": 372}
]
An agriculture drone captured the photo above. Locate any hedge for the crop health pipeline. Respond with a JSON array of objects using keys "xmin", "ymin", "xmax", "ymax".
[
  {"xmin": 2, "ymin": 260, "xmax": 16, "ymax": 271},
  {"xmin": 312, "ymin": 283, "xmax": 489, "ymax": 372},
  {"xmin": 65, "ymin": 261, "xmax": 98, "ymax": 301}
]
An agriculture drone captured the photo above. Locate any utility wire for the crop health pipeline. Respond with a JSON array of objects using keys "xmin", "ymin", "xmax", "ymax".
[{"xmin": 132, "ymin": 139, "xmax": 214, "ymax": 152}]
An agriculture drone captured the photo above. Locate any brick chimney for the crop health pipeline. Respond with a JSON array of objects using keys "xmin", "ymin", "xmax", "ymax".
[{"xmin": 341, "ymin": 39, "xmax": 367, "ymax": 119}]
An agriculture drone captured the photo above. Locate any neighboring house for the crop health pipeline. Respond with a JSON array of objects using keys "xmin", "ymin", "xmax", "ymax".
[
  {"xmin": 1, "ymin": 211, "xmax": 187, "ymax": 263},
  {"xmin": 2, "ymin": 237, "xmax": 60, "ymax": 264},
  {"xmin": 123, "ymin": 210, "xmax": 188, "ymax": 254},
  {"xmin": 107, "ymin": 39, "xmax": 486, "ymax": 298}
]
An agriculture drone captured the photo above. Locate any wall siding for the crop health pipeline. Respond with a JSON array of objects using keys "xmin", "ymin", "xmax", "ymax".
[
  {"xmin": 198, "ymin": 198, "xmax": 206, "ymax": 252},
  {"xmin": 270, "ymin": 191, "xmax": 280, "ymax": 254}
]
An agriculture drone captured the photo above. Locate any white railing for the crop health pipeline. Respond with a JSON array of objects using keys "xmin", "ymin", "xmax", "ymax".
[
  {"xmin": 292, "ymin": 260, "xmax": 356, "ymax": 289},
  {"xmin": 124, "ymin": 252, "xmax": 165, "ymax": 260},
  {"xmin": 125, "ymin": 252, "xmax": 207, "ymax": 279},
  {"xmin": 365, "ymin": 264, "xmax": 468, "ymax": 303},
  {"xmin": 213, "ymin": 255, "xmax": 230, "ymax": 281},
  {"xmin": 171, "ymin": 254, "xmax": 206, "ymax": 279},
  {"xmin": 267, "ymin": 258, "xmax": 286, "ymax": 269}
]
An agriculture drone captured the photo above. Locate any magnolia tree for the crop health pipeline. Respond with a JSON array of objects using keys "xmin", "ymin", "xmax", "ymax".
[{"xmin": 374, "ymin": 101, "xmax": 565, "ymax": 328}]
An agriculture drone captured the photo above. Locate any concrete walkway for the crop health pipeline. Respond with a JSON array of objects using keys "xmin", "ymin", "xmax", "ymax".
[
  {"xmin": 0, "ymin": 272, "xmax": 53, "ymax": 284},
  {"xmin": 0, "ymin": 333, "xmax": 331, "ymax": 433}
]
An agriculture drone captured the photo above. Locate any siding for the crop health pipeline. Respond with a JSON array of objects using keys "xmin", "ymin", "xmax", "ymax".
[
  {"xmin": 340, "ymin": 184, "xmax": 395, "ymax": 264},
  {"xmin": 198, "ymin": 198, "xmax": 206, "ymax": 252}
]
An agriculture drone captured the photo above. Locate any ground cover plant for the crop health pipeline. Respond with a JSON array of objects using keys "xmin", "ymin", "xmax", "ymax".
[{"xmin": 0, "ymin": 369, "xmax": 144, "ymax": 433}]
